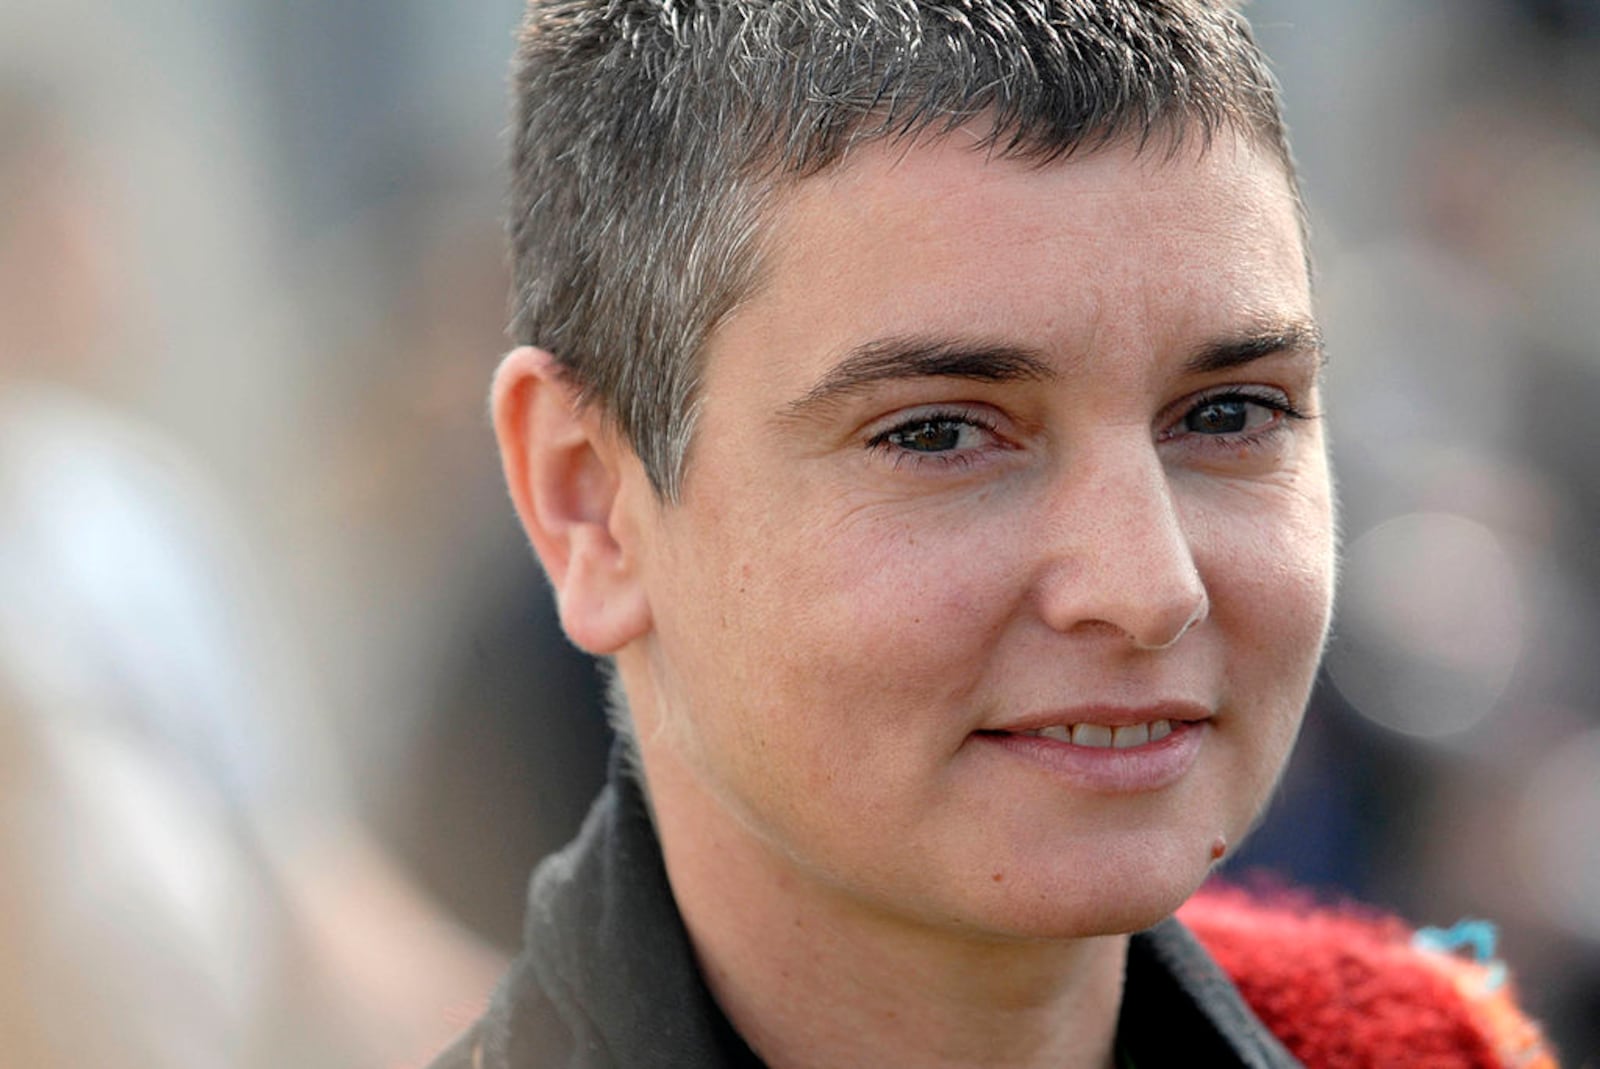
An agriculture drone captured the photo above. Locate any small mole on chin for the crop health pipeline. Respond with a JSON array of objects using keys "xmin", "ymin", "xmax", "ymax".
[{"xmin": 1209, "ymin": 836, "xmax": 1228, "ymax": 862}]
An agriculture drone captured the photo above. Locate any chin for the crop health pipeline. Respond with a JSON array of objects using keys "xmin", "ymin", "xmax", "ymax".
[
  {"xmin": 969, "ymin": 835, "xmax": 1220, "ymax": 942},
  {"xmin": 1006, "ymin": 890, "xmax": 1199, "ymax": 943}
]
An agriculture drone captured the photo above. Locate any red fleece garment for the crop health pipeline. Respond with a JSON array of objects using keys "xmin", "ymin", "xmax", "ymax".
[{"xmin": 1180, "ymin": 887, "xmax": 1559, "ymax": 1069}]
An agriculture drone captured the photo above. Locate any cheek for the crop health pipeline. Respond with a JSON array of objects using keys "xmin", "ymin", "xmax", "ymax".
[
  {"xmin": 804, "ymin": 515, "xmax": 1011, "ymax": 673},
  {"xmin": 1193, "ymin": 464, "xmax": 1336, "ymax": 649},
  {"xmin": 1193, "ymin": 480, "xmax": 1334, "ymax": 796},
  {"xmin": 655, "ymin": 498, "xmax": 1017, "ymax": 786}
]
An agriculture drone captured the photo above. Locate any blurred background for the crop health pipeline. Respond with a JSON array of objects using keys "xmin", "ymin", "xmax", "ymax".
[{"xmin": 0, "ymin": 0, "xmax": 1595, "ymax": 1065}]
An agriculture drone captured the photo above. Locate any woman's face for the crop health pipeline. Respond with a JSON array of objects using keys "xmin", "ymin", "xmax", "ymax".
[{"xmin": 619, "ymin": 129, "xmax": 1335, "ymax": 938}]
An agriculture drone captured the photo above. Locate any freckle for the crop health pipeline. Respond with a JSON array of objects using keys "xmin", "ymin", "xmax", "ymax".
[
  {"xmin": 992, "ymin": 871, "xmax": 1005, "ymax": 883},
  {"xmin": 1209, "ymin": 835, "xmax": 1228, "ymax": 862}
]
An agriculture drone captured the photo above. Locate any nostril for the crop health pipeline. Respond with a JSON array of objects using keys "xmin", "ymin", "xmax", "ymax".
[{"xmin": 1131, "ymin": 589, "xmax": 1208, "ymax": 652}]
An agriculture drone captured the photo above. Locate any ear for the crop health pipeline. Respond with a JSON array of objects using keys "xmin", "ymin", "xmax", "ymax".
[{"xmin": 492, "ymin": 346, "xmax": 652, "ymax": 655}]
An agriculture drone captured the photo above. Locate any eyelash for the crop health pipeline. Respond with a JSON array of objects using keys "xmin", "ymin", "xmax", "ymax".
[{"xmin": 865, "ymin": 388, "xmax": 1311, "ymax": 471}]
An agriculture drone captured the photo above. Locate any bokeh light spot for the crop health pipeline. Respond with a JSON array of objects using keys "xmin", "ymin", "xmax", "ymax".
[{"xmin": 1327, "ymin": 512, "xmax": 1523, "ymax": 738}]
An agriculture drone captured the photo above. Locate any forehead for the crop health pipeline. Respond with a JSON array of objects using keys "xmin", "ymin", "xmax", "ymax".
[{"xmin": 703, "ymin": 129, "xmax": 1309, "ymax": 398}]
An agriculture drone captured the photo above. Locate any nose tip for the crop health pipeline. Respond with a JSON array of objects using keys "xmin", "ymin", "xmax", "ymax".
[
  {"xmin": 1034, "ymin": 453, "xmax": 1209, "ymax": 651},
  {"xmin": 1048, "ymin": 540, "xmax": 1209, "ymax": 651}
]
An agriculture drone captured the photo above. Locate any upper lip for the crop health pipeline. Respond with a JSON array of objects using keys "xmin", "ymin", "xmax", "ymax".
[{"xmin": 984, "ymin": 701, "xmax": 1214, "ymax": 734}]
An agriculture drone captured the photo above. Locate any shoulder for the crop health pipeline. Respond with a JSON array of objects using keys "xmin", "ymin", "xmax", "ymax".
[{"xmin": 1178, "ymin": 886, "xmax": 1559, "ymax": 1069}]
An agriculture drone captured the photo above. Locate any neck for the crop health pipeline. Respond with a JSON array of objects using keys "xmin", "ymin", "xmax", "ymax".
[{"xmin": 646, "ymin": 750, "xmax": 1127, "ymax": 1069}]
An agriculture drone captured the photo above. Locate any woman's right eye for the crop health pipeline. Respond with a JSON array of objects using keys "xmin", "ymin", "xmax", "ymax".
[{"xmin": 866, "ymin": 409, "xmax": 1002, "ymax": 469}]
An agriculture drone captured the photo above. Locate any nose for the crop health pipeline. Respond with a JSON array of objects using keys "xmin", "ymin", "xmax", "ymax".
[{"xmin": 1033, "ymin": 446, "xmax": 1209, "ymax": 650}]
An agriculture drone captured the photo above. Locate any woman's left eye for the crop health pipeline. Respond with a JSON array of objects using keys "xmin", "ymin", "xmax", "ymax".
[
  {"xmin": 1185, "ymin": 397, "xmax": 1272, "ymax": 435},
  {"xmin": 882, "ymin": 418, "xmax": 986, "ymax": 453},
  {"xmin": 1169, "ymin": 390, "xmax": 1304, "ymax": 441}
]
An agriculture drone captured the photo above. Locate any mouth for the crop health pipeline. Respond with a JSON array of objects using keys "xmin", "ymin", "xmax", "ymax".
[
  {"xmin": 979, "ymin": 702, "xmax": 1212, "ymax": 748},
  {"xmin": 970, "ymin": 706, "xmax": 1211, "ymax": 791},
  {"xmin": 1000, "ymin": 720, "xmax": 1176, "ymax": 749}
]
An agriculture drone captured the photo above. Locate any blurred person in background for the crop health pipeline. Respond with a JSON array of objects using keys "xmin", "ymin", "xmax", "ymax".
[{"xmin": 0, "ymin": 75, "xmax": 502, "ymax": 1069}]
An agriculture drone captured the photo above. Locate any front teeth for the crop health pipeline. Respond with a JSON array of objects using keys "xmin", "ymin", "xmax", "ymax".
[
  {"xmin": 1073, "ymin": 723, "xmax": 1113, "ymax": 748},
  {"xmin": 1021, "ymin": 719, "xmax": 1173, "ymax": 748},
  {"xmin": 1111, "ymin": 723, "xmax": 1149, "ymax": 749}
]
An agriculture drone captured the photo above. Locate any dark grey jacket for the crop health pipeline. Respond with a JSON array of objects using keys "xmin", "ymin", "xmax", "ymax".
[{"xmin": 428, "ymin": 754, "xmax": 1303, "ymax": 1068}]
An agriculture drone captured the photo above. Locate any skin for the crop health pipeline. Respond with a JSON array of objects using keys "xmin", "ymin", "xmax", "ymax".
[{"xmin": 496, "ymin": 128, "xmax": 1335, "ymax": 1069}]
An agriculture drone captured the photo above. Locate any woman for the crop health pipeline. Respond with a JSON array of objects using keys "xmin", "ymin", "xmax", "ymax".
[{"xmin": 433, "ymin": 2, "xmax": 1558, "ymax": 1066}]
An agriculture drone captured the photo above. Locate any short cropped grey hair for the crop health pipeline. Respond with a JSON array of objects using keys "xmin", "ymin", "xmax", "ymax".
[{"xmin": 509, "ymin": 0, "xmax": 1297, "ymax": 501}]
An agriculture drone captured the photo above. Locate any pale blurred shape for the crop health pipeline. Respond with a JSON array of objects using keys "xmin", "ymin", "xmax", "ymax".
[
  {"xmin": 1515, "ymin": 729, "xmax": 1600, "ymax": 940},
  {"xmin": 20, "ymin": 723, "xmax": 268, "ymax": 1068},
  {"xmin": 1328, "ymin": 511, "xmax": 1523, "ymax": 737}
]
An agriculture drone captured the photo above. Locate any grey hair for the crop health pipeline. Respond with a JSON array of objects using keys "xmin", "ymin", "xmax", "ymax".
[{"xmin": 509, "ymin": 0, "xmax": 1297, "ymax": 501}]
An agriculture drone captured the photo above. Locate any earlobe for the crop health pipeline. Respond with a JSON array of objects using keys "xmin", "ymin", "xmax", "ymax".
[{"xmin": 491, "ymin": 346, "xmax": 652, "ymax": 655}]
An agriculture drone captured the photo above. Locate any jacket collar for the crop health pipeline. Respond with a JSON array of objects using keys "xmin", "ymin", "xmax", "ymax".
[{"xmin": 464, "ymin": 747, "xmax": 1302, "ymax": 1069}]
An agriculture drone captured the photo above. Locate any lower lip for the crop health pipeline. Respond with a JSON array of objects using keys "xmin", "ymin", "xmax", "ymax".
[{"xmin": 970, "ymin": 721, "xmax": 1207, "ymax": 793}]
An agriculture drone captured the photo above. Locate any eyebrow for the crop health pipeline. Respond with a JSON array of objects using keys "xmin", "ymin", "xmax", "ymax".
[
  {"xmin": 1183, "ymin": 318, "xmax": 1326, "ymax": 375},
  {"xmin": 781, "ymin": 337, "xmax": 1056, "ymax": 418},
  {"xmin": 780, "ymin": 317, "xmax": 1325, "ymax": 420}
]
